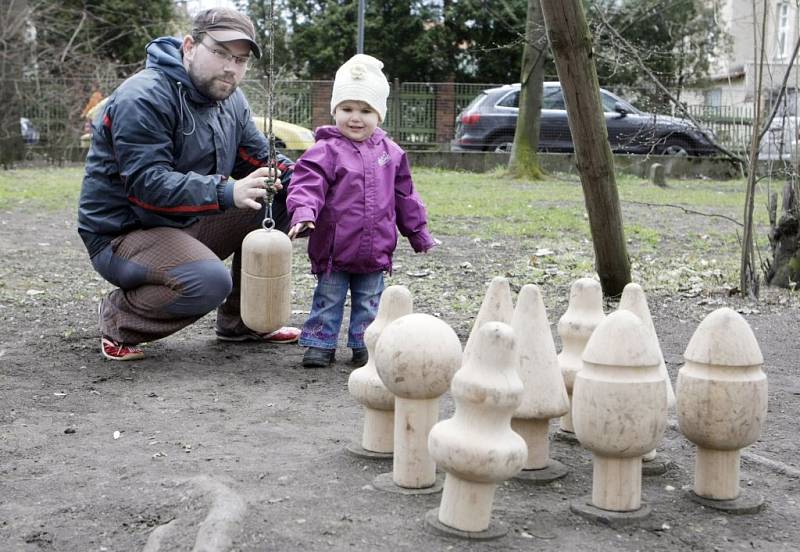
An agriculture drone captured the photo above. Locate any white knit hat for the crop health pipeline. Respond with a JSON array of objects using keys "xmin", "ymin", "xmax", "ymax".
[{"xmin": 330, "ymin": 54, "xmax": 390, "ymax": 122}]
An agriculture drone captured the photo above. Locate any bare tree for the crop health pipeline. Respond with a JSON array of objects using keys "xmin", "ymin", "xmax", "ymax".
[
  {"xmin": 540, "ymin": 0, "xmax": 631, "ymax": 297},
  {"xmin": 1, "ymin": 0, "xmax": 31, "ymax": 168},
  {"xmin": 508, "ymin": 0, "xmax": 546, "ymax": 179}
]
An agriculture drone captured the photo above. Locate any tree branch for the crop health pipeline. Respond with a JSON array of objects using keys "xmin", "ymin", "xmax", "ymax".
[
  {"xmin": 621, "ymin": 199, "xmax": 743, "ymax": 226},
  {"xmin": 59, "ymin": 9, "xmax": 87, "ymax": 64},
  {"xmin": 593, "ymin": 6, "xmax": 745, "ymax": 164}
]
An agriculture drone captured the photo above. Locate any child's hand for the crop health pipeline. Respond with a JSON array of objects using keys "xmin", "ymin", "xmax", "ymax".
[
  {"xmin": 418, "ymin": 237, "xmax": 442, "ymax": 254},
  {"xmin": 288, "ymin": 221, "xmax": 315, "ymax": 240}
]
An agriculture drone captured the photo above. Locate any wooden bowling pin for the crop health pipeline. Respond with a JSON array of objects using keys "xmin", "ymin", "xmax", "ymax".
[
  {"xmin": 374, "ymin": 313, "xmax": 462, "ymax": 489},
  {"xmin": 558, "ymin": 278, "xmax": 604, "ymax": 433},
  {"xmin": 240, "ymin": 228, "xmax": 292, "ymax": 333},
  {"xmin": 347, "ymin": 285, "xmax": 413, "ymax": 455},
  {"xmin": 677, "ymin": 308, "xmax": 767, "ymax": 503},
  {"xmin": 573, "ymin": 310, "xmax": 667, "ymax": 512},
  {"xmin": 428, "ymin": 322, "xmax": 527, "ymax": 533},
  {"xmin": 618, "ymin": 282, "xmax": 676, "ymax": 469},
  {"xmin": 510, "ymin": 285, "xmax": 569, "ymax": 474},
  {"xmin": 462, "ymin": 276, "xmax": 514, "ymax": 365}
]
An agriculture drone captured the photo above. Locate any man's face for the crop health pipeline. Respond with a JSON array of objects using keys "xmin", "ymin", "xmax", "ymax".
[{"xmin": 182, "ymin": 35, "xmax": 251, "ymax": 101}]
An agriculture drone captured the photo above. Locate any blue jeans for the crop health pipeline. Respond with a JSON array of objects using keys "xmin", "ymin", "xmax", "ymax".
[{"xmin": 299, "ymin": 271, "xmax": 385, "ymax": 350}]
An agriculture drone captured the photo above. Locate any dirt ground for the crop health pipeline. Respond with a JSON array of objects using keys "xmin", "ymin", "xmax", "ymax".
[{"xmin": 1, "ymin": 199, "xmax": 799, "ymax": 552}]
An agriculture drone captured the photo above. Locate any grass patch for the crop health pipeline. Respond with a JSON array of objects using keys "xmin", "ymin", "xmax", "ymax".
[{"xmin": 0, "ymin": 167, "xmax": 83, "ymax": 212}]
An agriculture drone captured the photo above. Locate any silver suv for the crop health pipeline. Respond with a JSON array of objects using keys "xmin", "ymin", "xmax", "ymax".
[{"xmin": 452, "ymin": 83, "xmax": 719, "ymax": 156}]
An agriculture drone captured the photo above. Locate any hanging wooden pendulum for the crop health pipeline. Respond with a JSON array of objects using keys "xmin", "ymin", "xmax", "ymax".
[{"xmin": 240, "ymin": 0, "xmax": 292, "ymax": 334}]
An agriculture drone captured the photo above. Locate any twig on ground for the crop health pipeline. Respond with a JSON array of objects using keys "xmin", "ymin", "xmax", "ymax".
[{"xmin": 622, "ymin": 199, "xmax": 743, "ymax": 226}]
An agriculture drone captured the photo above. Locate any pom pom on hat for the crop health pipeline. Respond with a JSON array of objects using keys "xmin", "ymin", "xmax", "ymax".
[{"xmin": 330, "ymin": 54, "xmax": 390, "ymax": 122}]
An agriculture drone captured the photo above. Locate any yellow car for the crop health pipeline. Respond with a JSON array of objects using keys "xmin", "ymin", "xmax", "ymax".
[
  {"xmin": 80, "ymin": 98, "xmax": 315, "ymax": 151},
  {"xmin": 251, "ymin": 116, "xmax": 316, "ymax": 151}
]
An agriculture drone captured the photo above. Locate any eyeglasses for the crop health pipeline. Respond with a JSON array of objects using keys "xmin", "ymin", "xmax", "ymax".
[{"xmin": 199, "ymin": 40, "xmax": 250, "ymax": 68}]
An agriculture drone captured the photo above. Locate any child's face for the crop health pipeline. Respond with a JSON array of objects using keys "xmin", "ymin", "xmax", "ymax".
[{"xmin": 334, "ymin": 100, "xmax": 380, "ymax": 142}]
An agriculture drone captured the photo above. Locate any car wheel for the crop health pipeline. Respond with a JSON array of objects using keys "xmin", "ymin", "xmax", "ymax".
[
  {"xmin": 659, "ymin": 137, "xmax": 691, "ymax": 156},
  {"xmin": 489, "ymin": 137, "xmax": 514, "ymax": 153}
]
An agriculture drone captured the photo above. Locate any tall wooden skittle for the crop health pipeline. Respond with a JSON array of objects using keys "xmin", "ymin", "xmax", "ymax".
[
  {"xmin": 618, "ymin": 282, "xmax": 676, "ymax": 475},
  {"xmin": 557, "ymin": 278, "xmax": 604, "ymax": 435},
  {"xmin": 677, "ymin": 307, "xmax": 767, "ymax": 513},
  {"xmin": 461, "ymin": 276, "xmax": 514, "ymax": 365},
  {"xmin": 346, "ymin": 285, "xmax": 412, "ymax": 458},
  {"xmin": 427, "ymin": 322, "xmax": 527, "ymax": 539},
  {"xmin": 510, "ymin": 284, "xmax": 570, "ymax": 483},
  {"xmin": 372, "ymin": 313, "xmax": 462, "ymax": 493},
  {"xmin": 571, "ymin": 310, "xmax": 667, "ymax": 524}
]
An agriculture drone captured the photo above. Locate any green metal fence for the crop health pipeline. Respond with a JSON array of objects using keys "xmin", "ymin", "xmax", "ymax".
[{"xmin": 7, "ymin": 77, "xmax": 759, "ymax": 156}]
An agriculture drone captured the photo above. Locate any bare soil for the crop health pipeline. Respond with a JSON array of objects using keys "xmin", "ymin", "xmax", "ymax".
[{"xmin": 1, "ymin": 202, "xmax": 799, "ymax": 552}]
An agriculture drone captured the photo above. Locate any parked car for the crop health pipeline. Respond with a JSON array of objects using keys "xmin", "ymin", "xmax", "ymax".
[
  {"xmin": 452, "ymin": 83, "xmax": 720, "ymax": 156},
  {"xmin": 20, "ymin": 117, "xmax": 40, "ymax": 145},
  {"xmin": 80, "ymin": 98, "xmax": 315, "ymax": 151}
]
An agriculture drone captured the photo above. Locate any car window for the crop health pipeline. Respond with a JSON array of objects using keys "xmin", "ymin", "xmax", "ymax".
[
  {"xmin": 496, "ymin": 91, "xmax": 519, "ymax": 108},
  {"xmin": 543, "ymin": 88, "xmax": 565, "ymax": 110},
  {"xmin": 464, "ymin": 93, "xmax": 486, "ymax": 112},
  {"xmin": 600, "ymin": 92, "xmax": 620, "ymax": 112}
]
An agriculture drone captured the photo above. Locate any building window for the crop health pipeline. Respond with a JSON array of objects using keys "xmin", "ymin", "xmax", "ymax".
[
  {"xmin": 706, "ymin": 89, "xmax": 722, "ymax": 107},
  {"xmin": 777, "ymin": 1, "xmax": 791, "ymax": 60}
]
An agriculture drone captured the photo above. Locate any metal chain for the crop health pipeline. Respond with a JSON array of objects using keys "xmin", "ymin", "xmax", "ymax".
[{"xmin": 262, "ymin": 0, "xmax": 277, "ymax": 231}]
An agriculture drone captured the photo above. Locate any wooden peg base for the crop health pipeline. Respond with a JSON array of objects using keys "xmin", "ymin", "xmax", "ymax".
[
  {"xmin": 686, "ymin": 489, "xmax": 765, "ymax": 514},
  {"xmin": 570, "ymin": 496, "xmax": 652, "ymax": 526},
  {"xmin": 424, "ymin": 508, "xmax": 507, "ymax": 540},
  {"xmin": 372, "ymin": 472, "xmax": 444, "ymax": 495},
  {"xmin": 513, "ymin": 459, "xmax": 569, "ymax": 484},
  {"xmin": 344, "ymin": 442, "xmax": 393, "ymax": 460},
  {"xmin": 642, "ymin": 457, "xmax": 672, "ymax": 477}
]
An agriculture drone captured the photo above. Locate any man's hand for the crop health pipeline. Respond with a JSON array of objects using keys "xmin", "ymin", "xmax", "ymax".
[
  {"xmin": 233, "ymin": 166, "xmax": 282, "ymax": 210},
  {"xmin": 287, "ymin": 221, "xmax": 315, "ymax": 240}
]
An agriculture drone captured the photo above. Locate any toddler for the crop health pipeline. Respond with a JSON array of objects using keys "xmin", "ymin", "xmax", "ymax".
[{"xmin": 287, "ymin": 54, "xmax": 436, "ymax": 368}]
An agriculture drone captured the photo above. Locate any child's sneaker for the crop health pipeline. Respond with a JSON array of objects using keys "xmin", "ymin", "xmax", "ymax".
[
  {"xmin": 351, "ymin": 348, "xmax": 368, "ymax": 367},
  {"xmin": 302, "ymin": 347, "xmax": 335, "ymax": 368},
  {"xmin": 101, "ymin": 336, "xmax": 144, "ymax": 361}
]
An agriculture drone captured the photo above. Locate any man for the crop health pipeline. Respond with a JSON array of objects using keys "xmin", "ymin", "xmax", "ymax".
[{"xmin": 78, "ymin": 8, "xmax": 300, "ymax": 361}]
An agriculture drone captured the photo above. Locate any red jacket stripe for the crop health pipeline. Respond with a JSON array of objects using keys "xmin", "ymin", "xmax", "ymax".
[{"xmin": 127, "ymin": 195, "xmax": 218, "ymax": 214}]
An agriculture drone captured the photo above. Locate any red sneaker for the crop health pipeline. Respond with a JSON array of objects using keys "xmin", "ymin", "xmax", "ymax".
[
  {"xmin": 101, "ymin": 336, "xmax": 144, "ymax": 361},
  {"xmin": 216, "ymin": 326, "xmax": 301, "ymax": 344}
]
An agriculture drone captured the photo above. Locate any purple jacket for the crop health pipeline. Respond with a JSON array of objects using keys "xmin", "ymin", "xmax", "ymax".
[{"xmin": 287, "ymin": 126, "xmax": 435, "ymax": 274}]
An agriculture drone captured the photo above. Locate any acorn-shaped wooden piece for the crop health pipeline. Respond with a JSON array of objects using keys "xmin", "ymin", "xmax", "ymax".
[
  {"xmin": 558, "ymin": 278, "xmax": 604, "ymax": 433},
  {"xmin": 462, "ymin": 276, "xmax": 514, "ymax": 365},
  {"xmin": 375, "ymin": 313, "xmax": 462, "ymax": 489},
  {"xmin": 240, "ymin": 228, "xmax": 292, "ymax": 333},
  {"xmin": 428, "ymin": 322, "xmax": 527, "ymax": 534},
  {"xmin": 677, "ymin": 308, "xmax": 767, "ymax": 508},
  {"xmin": 573, "ymin": 310, "xmax": 667, "ymax": 514},
  {"xmin": 510, "ymin": 285, "xmax": 570, "ymax": 478},
  {"xmin": 347, "ymin": 286, "xmax": 413, "ymax": 457}
]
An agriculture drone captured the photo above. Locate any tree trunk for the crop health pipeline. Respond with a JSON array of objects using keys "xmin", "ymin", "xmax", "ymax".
[
  {"xmin": 540, "ymin": 0, "xmax": 631, "ymax": 296},
  {"xmin": 766, "ymin": 181, "xmax": 800, "ymax": 288},
  {"xmin": 508, "ymin": 0, "xmax": 545, "ymax": 179},
  {"xmin": 0, "ymin": 0, "xmax": 28, "ymax": 169}
]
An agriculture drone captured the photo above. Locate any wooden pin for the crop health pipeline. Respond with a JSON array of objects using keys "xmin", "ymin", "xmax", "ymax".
[
  {"xmin": 678, "ymin": 308, "xmax": 767, "ymax": 513},
  {"xmin": 347, "ymin": 285, "xmax": 413, "ymax": 457},
  {"xmin": 373, "ymin": 313, "xmax": 462, "ymax": 491}
]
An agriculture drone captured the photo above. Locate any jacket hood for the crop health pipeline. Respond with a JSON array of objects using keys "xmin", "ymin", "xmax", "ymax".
[
  {"xmin": 145, "ymin": 37, "xmax": 214, "ymax": 105},
  {"xmin": 314, "ymin": 125, "xmax": 386, "ymax": 144}
]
